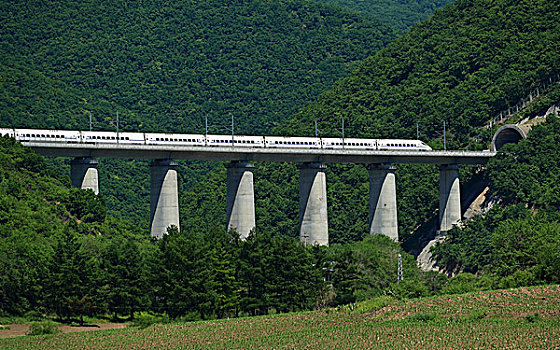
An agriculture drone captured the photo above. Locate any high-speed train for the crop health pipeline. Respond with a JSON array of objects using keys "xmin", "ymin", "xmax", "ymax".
[{"xmin": 0, "ymin": 128, "xmax": 432, "ymax": 151}]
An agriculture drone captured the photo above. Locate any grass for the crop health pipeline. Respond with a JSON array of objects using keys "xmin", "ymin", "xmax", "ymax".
[{"xmin": 1, "ymin": 285, "xmax": 559, "ymax": 349}]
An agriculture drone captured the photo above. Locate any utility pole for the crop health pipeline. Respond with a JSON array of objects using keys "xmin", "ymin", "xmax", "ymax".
[
  {"xmin": 231, "ymin": 113, "xmax": 234, "ymax": 146},
  {"xmin": 116, "ymin": 111, "xmax": 119, "ymax": 144},
  {"xmin": 315, "ymin": 120, "xmax": 318, "ymax": 138},
  {"xmin": 443, "ymin": 120, "xmax": 446, "ymax": 151},
  {"xmin": 342, "ymin": 117, "xmax": 345, "ymax": 149},
  {"xmin": 89, "ymin": 111, "xmax": 92, "ymax": 132},
  {"xmin": 416, "ymin": 121, "xmax": 420, "ymax": 139}
]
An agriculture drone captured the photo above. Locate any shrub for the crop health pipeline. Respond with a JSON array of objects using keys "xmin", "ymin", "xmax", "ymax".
[
  {"xmin": 442, "ymin": 273, "xmax": 480, "ymax": 295},
  {"xmin": 391, "ymin": 280, "xmax": 429, "ymax": 299},
  {"xmin": 27, "ymin": 321, "xmax": 60, "ymax": 336},
  {"xmin": 131, "ymin": 314, "xmax": 170, "ymax": 329},
  {"xmin": 24, "ymin": 310, "xmax": 44, "ymax": 322},
  {"xmin": 354, "ymin": 296, "xmax": 394, "ymax": 314}
]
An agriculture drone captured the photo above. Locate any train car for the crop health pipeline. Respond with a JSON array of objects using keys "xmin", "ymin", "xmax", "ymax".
[
  {"xmin": 377, "ymin": 139, "xmax": 432, "ymax": 151},
  {"xmin": 145, "ymin": 133, "xmax": 206, "ymax": 146},
  {"xmin": 206, "ymin": 134, "xmax": 264, "ymax": 147},
  {"xmin": 265, "ymin": 136, "xmax": 321, "ymax": 149},
  {"xmin": 322, "ymin": 137, "xmax": 376, "ymax": 150},
  {"xmin": 0, "ymin": 128, "xmax": 15, "ymax": 138},
  {"xmin": 82, "ymin": 131, "xmax": 145, "ymax": 144},
  {"xmin": 14, "ymin": 129, "xmax": 81, "ymax": 143}
]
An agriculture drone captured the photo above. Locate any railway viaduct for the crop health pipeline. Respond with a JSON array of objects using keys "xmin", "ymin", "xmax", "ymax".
[{"xmin": 25, "ymin": 140, "xmax": 495, "ymax": 245}]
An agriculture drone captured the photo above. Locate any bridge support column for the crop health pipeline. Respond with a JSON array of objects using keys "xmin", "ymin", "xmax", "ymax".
[
  {"xmin": 150, "ymin": 159, "xmax": 180, "ymax": 238},
  {"xmin": 226, "ymin": 161, "xmax": 256, "ymax": 239},
  {"xmin": 439, "ymin": 164, "xmax": 461, "ymax": 232},
  {"xmin": 368, "ymin": 163, "xmax": 398, "ymax": 241},
  {"xmin": 299, "ymin": 162, "xmax": 328, "ymax": 246},
  {"xmin": 70, "ymin": 157, "xmax": 99, "ymax": 194}
]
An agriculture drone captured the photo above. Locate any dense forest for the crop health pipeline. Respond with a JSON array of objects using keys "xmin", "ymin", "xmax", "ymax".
[
  {"xmin": 0, "ymin": 0, "xmax": 397, "ymax": 223},
  {"xmin": 181, "ymin": 0, "xmax": 560, "ymax": 243},
  {"xmin": 314, "ymin": 0, "xmax": 456, "ymax": 30},
  {"xmin": 433, "ymin": 117, "xmax": 560, "ymax": 286},
  {"xmin": 0, "ymin": 137, "xmax": 439, "ymax": 320},
  {"xmin": 2, "ymin": 0, "xmax": 559, "ymax": 240},
  {"xmin": 1, "ymin": 0, "xmax": 560, "ymax": 321},
  {"xmin": 0, "ymin": 0, "xmax": 393, "ymax": 134}
]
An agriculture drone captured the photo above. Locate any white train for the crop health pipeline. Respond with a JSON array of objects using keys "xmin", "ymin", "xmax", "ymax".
[{"xmin": 0, "ymin": 128, "xmax": 432, "ymax": 151}]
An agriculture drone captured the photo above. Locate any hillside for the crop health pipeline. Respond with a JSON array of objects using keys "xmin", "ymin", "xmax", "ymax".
[
  {"xmin": 314, "ymin": 0, "xmax": 456, "ymax": 31},
  {"xmin": 287, "ymin": 0, "xmax": 560, "ymax": 142},
  {"xmin": 0, "ymin": 136, "xmax": 153, "ymax": 316},
  {"xmin": 0, "ymin": 0, "xmax": 398, "ymax": 224},
  {"xmin": 1, "ymin": 137, "xmax": 443, "ymax": 321},
  {"xmin": 2, "ymin": 285, "xmax": 559, "ymax": 348},
  {"xmin": 433, "ymin": 116, "xmax": 560, "ymax": 283},
  {"xmin": 0, "ymin": 0, "xmax": 393, "ymax": 135},
  {"xmin": 2, "ymin": 0, "xmax": 559, "ymax": 244},
  {"xmin": 179, "ymin": 0, "xmax": 560, "ymax": 244}
]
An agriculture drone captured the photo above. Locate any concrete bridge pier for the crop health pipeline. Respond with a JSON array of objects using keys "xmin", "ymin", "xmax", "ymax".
[
  {"xmin": 439, "ymin": 164, "xmax": 461, "ymax": 232},
  {"xmin": 70, "ymin": 157, "xmax": 99, "ymax": 194},
  {"xmin": 226, "ymin": 161, "xmax": 256, "ymax": 239},
  {"xmin": 150, "ymin": 159, "xmax": 180, "ymax": 238},
  {"xmin": 299, "ymin": 162, "xmax": 328, "ymax": 246},
  {"xmin": 368, "ymin": 163, "xmax": 398, "ymax": 241}
]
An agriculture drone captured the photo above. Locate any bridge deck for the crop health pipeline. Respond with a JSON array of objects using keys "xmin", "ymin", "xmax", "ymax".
[{"xmin": 25, "ymin": 142, "xmax": 495, "ymax": 165}]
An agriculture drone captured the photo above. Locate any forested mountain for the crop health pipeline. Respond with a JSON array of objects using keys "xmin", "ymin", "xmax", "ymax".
[
  {"xmin": 0, "ymin": 136, "xmax": 433, "ymax": 319},
  {"xmin": 2, "ymin": 0, "xmax": 560, "ymax": 244},
  {"xmin": 287, "ymin": 0, "xmax": 559, "ymax": 142},
  {"xmin": 0, "ymin": 0, "xmax": 393, "ymax": 135},
  {"xmin": 0, "ymin": 0, "xmax": 398, "ymax": 223},
  {"xmin": 182, "ymin": 0, "xmax": 560, "ymax": 243},
  {"xmin": 433, "ymin": 116, "xmax": 560, "ymax": 286},
  {"xmin": 313, "ymin": 0, "xmax": 456, "ymax": 31},
  {"xmin": 2, "ymin": 0, "xmax": 560, "ymax": 322}
]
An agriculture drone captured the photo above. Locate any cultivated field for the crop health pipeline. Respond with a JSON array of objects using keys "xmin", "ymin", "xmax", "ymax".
[{"xmin": 1, "ymin": 285, "xmax": 559, "ymax": 349}]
